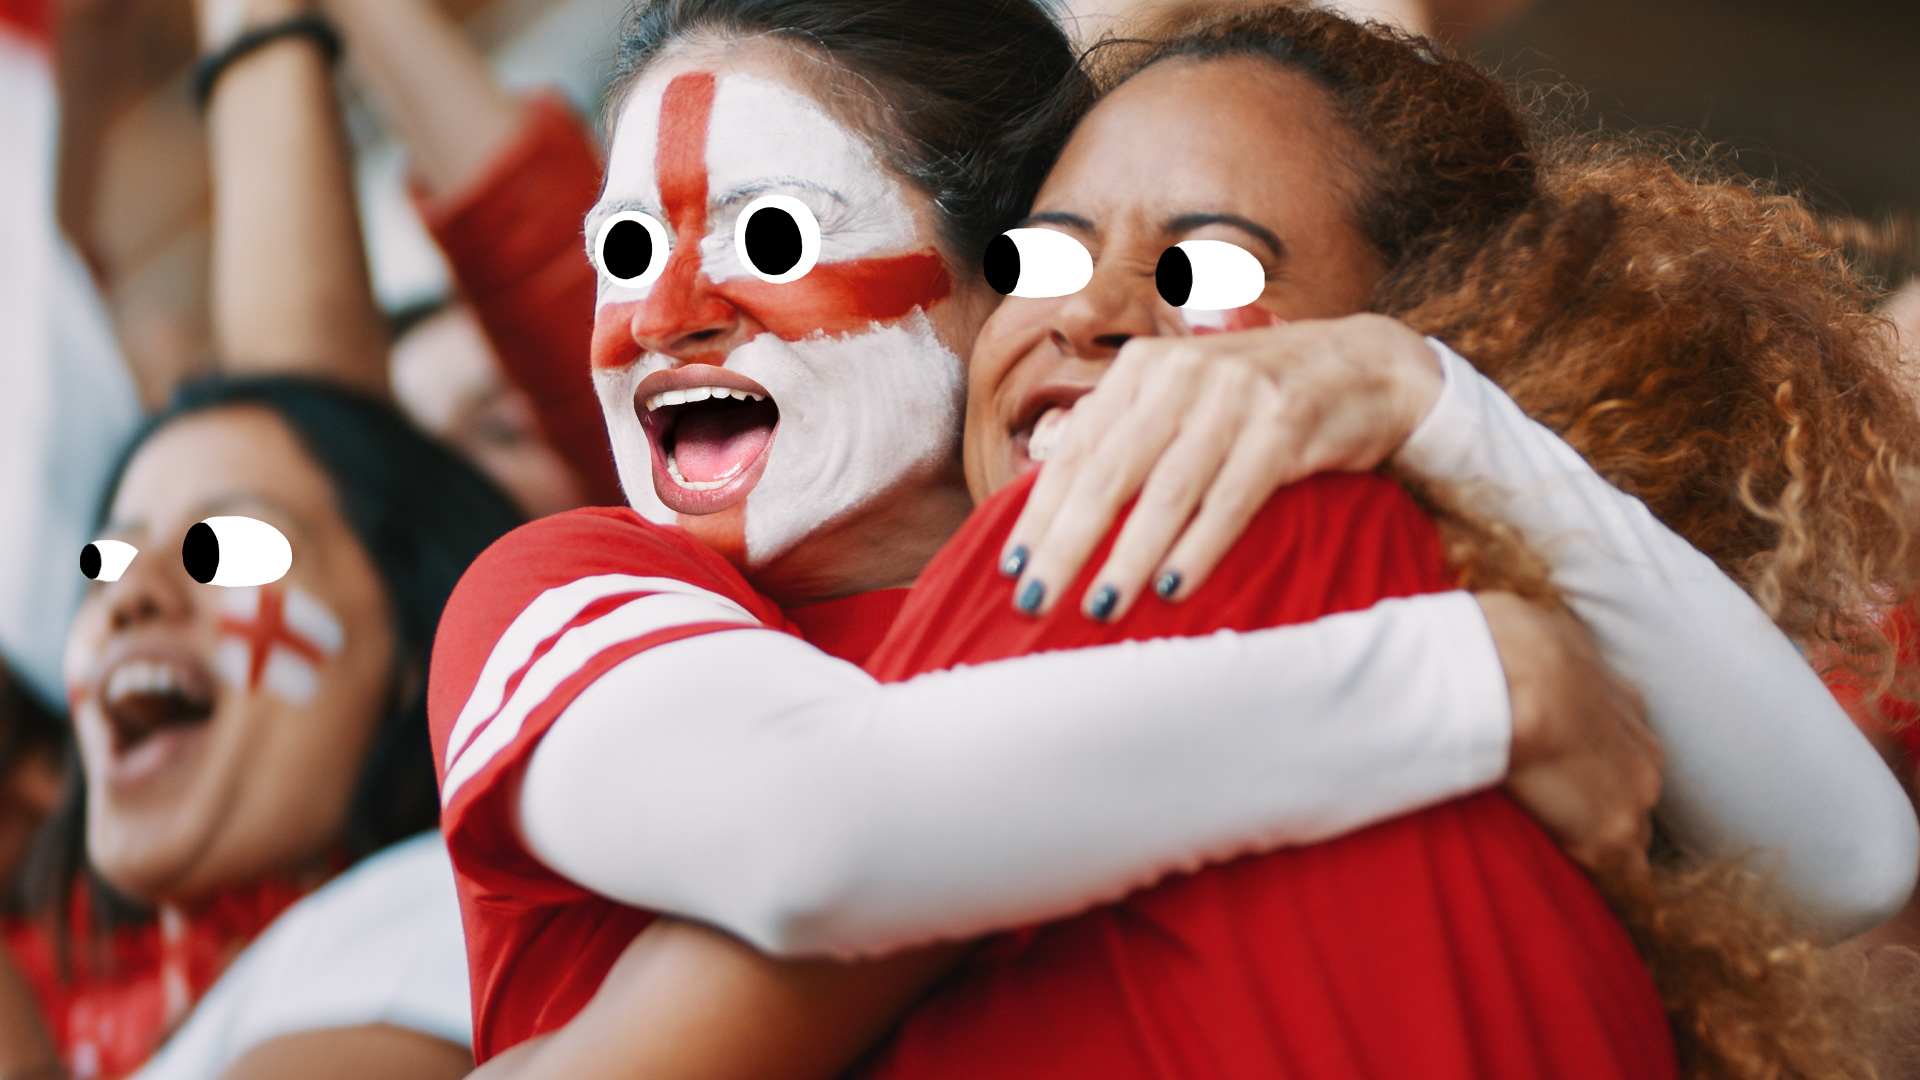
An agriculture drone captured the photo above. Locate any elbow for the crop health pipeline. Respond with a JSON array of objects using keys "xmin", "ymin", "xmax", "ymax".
[
  {"xmin": 1798, "ymin": 789, "xmax": 1919, "ymax": 943},
  {"xmin": 716, "ymin": 801, "xmax": 876, "ymax": 960}
]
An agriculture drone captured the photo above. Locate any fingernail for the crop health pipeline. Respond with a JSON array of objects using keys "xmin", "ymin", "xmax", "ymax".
[
  {"xmin": 1001, "ymin": 546, "xmax": 1029, "ymax": 578},
  {"xmin": 1086, "ymin": 585, "xmax": 1119, "ymax": 622},
  {"xmin": 1153, "ymin": 570, "xmax": 1183, "ymax": 600},
  {"xmin": 1016, "ymin": 579, "xmax": 1046, "ymax": 615}
]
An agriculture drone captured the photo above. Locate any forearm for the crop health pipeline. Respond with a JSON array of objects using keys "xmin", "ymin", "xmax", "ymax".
[
  {"xmin": 481, "ymin": 919, "xmax": 959, "ymax": 1080},
  {"xmin": 520, "ymin": 592, "xmax": 1509, "ymax": 958},
  {"xmin": 201, "ymin": 0, "xmax": 387, "ymax": 395},
  {"xmin": 1400, "ymin": 340, "xmax": 1920, "ymax": 938},
  {"xmin": 321, "ymin": 0, "xmax": 523, "ymax": 198}
]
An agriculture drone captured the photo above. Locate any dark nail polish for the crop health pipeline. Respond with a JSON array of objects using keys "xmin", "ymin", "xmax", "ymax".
[
  {"xmin": 1087, "ymin": 585, "xmax": 1119, "ymax": 622},
  {"xmin": 1001, "ymin": 546, "xmax": 1029, "ymax": 578},
  {"xmin": 1016, "ymin": 579, "xmax": 1046, "ymax": 614},
  {"xmin": 1154, "ymin": 570, "xmax": 1183, "ymax": 600}
]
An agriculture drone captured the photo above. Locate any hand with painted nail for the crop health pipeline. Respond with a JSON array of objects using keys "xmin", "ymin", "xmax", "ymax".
[
  {"xmin": 1000, "ymin": 313, "xmax": 1442, "ymax": 620},
  {"xmin": 1479, "ymin": 592, "xmax": 1663, "ymax": 878}
]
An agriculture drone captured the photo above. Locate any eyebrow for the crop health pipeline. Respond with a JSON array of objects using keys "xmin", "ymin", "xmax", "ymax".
[
  {"xmin": 1165, "ymin": 213, "xmax": 1287, "ymax": 260},
  {"xmin": 1016, "ymin": 211, "xmax": 1098, "ymax": 234},
  {"xmin": 712, "ymin": 178, "xmax": 850, "ymax": 208},
  {"xmin": 588, "ymin": 196, "xmax": 665, "ymax": 221},
  {"xmin": 106, "ymin": 494, "xmax": 311, "ymax": 543}
]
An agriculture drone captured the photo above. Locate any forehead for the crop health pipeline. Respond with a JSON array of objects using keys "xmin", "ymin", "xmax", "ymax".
[
  {"xmin": 605, "ymin": 55, "xmax": 890, "ymax": 203},
  {"xmin": 1036, "ymin": 56, "xmax": 1359, "ymax": 225},
  {"xmin": 113, "ymin": 407, "xmax": 331, "ymax": 524}
]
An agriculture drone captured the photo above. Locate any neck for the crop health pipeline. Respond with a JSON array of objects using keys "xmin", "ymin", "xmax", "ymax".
[{"xmin": 748, "ymin": 461, "xmax": 972, "ymax": 607}]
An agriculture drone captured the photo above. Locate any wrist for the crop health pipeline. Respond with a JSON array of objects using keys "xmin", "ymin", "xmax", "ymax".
[
  {"xmin": 198, "ymin": 0, "xmax": 313, "ymax": 50},
  {"xmin": 1387, "ymin": 322, "xmax": 1445, "ymax": 445},
  {"xmin": 1475, "ymin": 591, "xmax": 1546, "ymax": 771}
]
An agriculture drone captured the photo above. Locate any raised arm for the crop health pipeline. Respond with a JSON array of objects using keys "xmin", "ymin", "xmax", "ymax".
[
  {"xmin": 198, "ymin": 0, "xmax": 388, "ymax": 395},
  {"xmin": 321, "ymin": 0, "xmax": 622, "ymax": 504}
]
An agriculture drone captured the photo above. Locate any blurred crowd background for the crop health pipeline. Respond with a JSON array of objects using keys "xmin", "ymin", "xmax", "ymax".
[{"xmin": 37, "ymin": 0, "xmax": 1919, "ymax": 424}]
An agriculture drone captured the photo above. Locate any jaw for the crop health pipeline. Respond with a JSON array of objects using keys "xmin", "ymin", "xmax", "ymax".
[{"xmin": 745, "ymin": 451, "xmax": 973, "ymax": 605}]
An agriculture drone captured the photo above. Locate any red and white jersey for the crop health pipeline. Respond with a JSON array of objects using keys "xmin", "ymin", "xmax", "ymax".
[
  {"xmin": 427, "ymin": 507, "xmax": 788, "ymax": 1060},
  {"xmin": 856, "ymin": 471, "xmax": 1678, "ymax": 1080}
]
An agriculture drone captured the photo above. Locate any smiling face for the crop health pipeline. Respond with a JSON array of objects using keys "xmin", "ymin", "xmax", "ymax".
[
  {"xmin": 965, "ymin": 55, "xmax": 1384, "ymax": 497},
  {"xmin": 64, "ymin": 407, "xmax": 396, "ymax": 904},
  {"xmin": 589, "ymin": 42, "xmax": 990, "ymax": 602}
]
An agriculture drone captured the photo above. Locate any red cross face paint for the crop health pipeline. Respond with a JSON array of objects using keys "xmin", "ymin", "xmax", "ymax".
[
  {"xmin": 588, "ymin": 67, "xmax": 963, "ymax": 571},
  {"xmin": 213, "ymin": 585, "xmax": 345, "ymax": 707}
]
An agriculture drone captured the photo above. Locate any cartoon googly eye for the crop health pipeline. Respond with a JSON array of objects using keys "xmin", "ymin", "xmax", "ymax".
[
  {"xmin": 593, "ymin": 212, "xmax": 671, "ymax": 289},
  {"xmin": 735, "ymin": 195, "xmax": 822, "ymax": 284},
  {"xmin": 1156, "ymin": 240, "xmax": 1267, "ymax": 310},
  {"xmin": 182, "ymin": 517, "xmax": 291, "ymax": 587},
  {"xmin": 80, "ymin": 540, "xmax": 138, "ymax": 582},
  {"xmin": 983, "ymin": 229, "xmax": 1093, "ymax": 299}
]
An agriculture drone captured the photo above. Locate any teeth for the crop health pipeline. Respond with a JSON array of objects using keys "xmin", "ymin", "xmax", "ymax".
[
  {"xmin": 644, "ymin": 387, "xmax": 768, "ymax": 412},
  {"xmin": 1029, "ymin": 406, "xmax": 1073, "ymax": 464},
  {"xmin": 665, "ymin": 451, "xmax": 742, "ymax": 492},
  {"xmin": 106, "ymin": 660, "xmax": 185, "ymax": 704}
]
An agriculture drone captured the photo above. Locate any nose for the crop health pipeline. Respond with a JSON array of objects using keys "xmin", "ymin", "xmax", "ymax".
[
  {"xmin": 106, "ymin": 537, "xmax": 195, "ymax": 634},
  {"xmin": 627, "ymin": 245, "xmax": 754, "ymax": 363},
  {"xmin": 1047, "ymin": 261, "xmax": 1164, "ymax": 364}
]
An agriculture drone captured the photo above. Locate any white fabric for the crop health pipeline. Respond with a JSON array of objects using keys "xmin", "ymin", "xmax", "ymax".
[
  {"xmin": 1402, "ymin": 340, "xmax": 1920, "ymax": 940},
  {"xmin": 0, "ymin": 30, "xmax": 142, "ymax": 711},
  {"xmin": 133, "ymin": 834, "xmax": 472, "ymax": 1080},
  {"xmin": 522, "ymin": 592, "xmax": 1511, "ymax": 958}
]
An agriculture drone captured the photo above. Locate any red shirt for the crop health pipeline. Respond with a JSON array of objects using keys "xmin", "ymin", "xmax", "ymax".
[
  {"xmin": 426, "ymin": 507, "xmax": 903, "ymax": 1060},
  {"xmin": 5, "ymin": 879, "xmax": 307, "ymax": 1080},
  {"xmin": 0, "ymin": 0, "xmax": 46, "ymax": 42},
  {"xmin": 415, "ymin": 94, "xmax": 621, "ymax": 507},
  {"xmin": 857, "ymin": 471, "xmax": 1679, "ymax": 1080}
]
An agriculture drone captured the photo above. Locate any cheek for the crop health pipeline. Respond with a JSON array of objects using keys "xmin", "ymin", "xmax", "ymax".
[
  {"xmin": 1182, "ymin": 305, "xmax": 1286, "ymax": 334},
  {"xmin": 213, "ymin": 585, "xmax": 346, "ymax": 707}
]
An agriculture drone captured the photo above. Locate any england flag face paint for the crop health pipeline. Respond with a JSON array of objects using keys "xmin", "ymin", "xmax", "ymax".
[
  {"xmin": 213, "ymin": 584, "xmax": 345, "ymax": 707},
  {"xmin": 588, "ymin": 63, "xmax": 966, "ymax": 572}
]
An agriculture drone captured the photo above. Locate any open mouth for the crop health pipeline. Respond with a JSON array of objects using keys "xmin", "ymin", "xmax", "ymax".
[
  {"xmin": 1011, "ymin": 384, "xmax": 1096, "ymax": 475},
  {"xmin": 94, "ymin": 651, "xmax": 216, "ymax": 784},
  {"xmin": 635, "ymin": 367, "xmax": 781, "ymax": 515}
]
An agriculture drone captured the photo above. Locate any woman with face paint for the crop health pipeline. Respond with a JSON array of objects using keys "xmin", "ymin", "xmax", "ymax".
[
  {"xmin": 416, "ymin": 3, "xmax": 1915, "ymax": 1078},
  {"xmin": 0, "ymin": 1, "xmax": 530, "ymax": 1076}
]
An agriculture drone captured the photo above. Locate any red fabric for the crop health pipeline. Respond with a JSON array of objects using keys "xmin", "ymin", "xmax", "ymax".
[
  {"xmin": 5, "ymin": 878, "xmax": 307, "ymax": 1080},
  {"xmin": 429, "ymin": 507, "xmax": 905, "ymax": 1060},
  {"xmin": 1827, "ymin": 602, "xmax": 1920, "ymax": 777},
  {"xmin": 0, "ymin": 0, "xmax": 47, "ymax": 42},
  {"xmin": 858, "ymin": 470, "xmax": 1679, "ymax": 1080},
  {"xmin": 415, "ymin": 93, "xmax": 622, "ymax": 507},
  {"xmin": 786, "ymin": 588, "xmax": 909, "ymax": 667}
]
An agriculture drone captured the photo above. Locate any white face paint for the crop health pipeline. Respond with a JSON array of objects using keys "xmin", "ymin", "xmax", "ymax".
[
  {"xmin": 587, "ymin": 66, "xmax": 964, "ymax": 572},
  {"xmin": 213, "ymin": 584, "xmax": 343, "ymax": 707}
]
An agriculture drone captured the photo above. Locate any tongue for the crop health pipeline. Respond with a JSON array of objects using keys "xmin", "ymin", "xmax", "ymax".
[{"xmin": 674, "ymin": 401, "xmax": 777, "ymax": 483}]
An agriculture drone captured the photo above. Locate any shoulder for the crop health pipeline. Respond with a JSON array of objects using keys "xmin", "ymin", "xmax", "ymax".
[
  {"xmin": 430, "ymin": 508, "xmax": 781, "ymax": 749},
  {"xmin": 139, "ymin": 836, "xmax": 472, "ymax": 1079},
  {"xmin": 455, "ymin": 507, "xmax": 760, "ymax": 610}
]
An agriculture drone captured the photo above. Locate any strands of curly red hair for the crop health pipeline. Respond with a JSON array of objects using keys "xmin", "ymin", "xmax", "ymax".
[{"xmin": 1054, "ymin": 5, "xmax": 1920, "ymax": 1078}]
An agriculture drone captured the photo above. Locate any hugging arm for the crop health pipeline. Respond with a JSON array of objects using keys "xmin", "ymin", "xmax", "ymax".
[
  {"xmin": 1400, "ymin": 341, "xmax": 1918, "ymax": 939},
  {"xmin": 518, "ymin": 591, "xmax": 1512, "ymax": 958},
  {"xmin": 1007, "ymin": 317, "xmax": 1916, "ymax": 938}
]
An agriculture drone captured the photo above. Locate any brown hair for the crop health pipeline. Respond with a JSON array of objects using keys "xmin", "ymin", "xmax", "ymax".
[
  {"xmin": 612, "ymin": 0, "xmax": 1084, "ymax": 265},
  {"xmin": 1064, "ymin": 6, "xmax": 1920, "ymax": 1078}
]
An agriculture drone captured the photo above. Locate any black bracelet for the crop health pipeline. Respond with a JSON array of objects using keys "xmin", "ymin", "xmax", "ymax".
[{"xmin": 191, "ymin": 13, "xmax": 343, "ymax": 111}]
